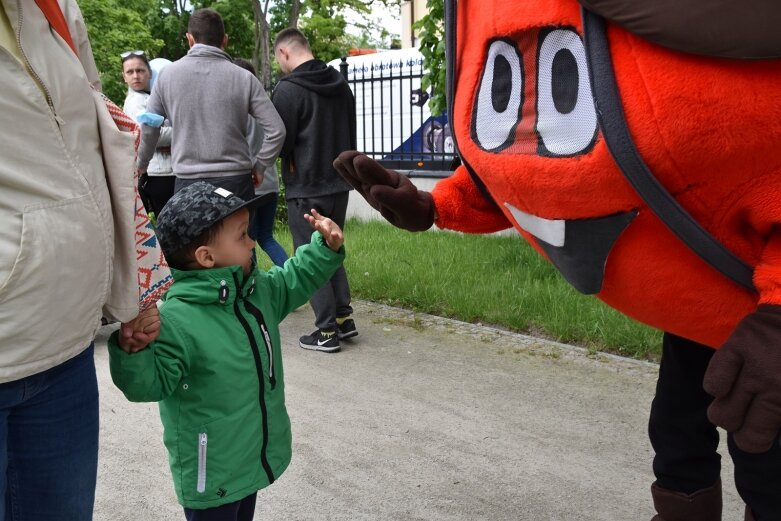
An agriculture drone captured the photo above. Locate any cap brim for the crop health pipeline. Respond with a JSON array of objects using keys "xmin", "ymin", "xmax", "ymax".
[{"xmin": 225, "ymin": 192, "xmax": 277, "ymax": 219}]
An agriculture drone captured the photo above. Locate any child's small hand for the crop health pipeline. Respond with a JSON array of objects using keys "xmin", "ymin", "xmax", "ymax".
[
  {"xmin": 118, "ymin": 306, "xmax": 161, "ymax": 353},
  {"xmin": 304, "ymin": 209, "xmax": 344, "ymax": 252}
]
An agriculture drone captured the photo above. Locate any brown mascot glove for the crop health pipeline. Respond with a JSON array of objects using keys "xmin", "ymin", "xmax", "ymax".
[
  {"xmin": 704, "ymin": 304, "xmax": 781, "ymax": 453},
  {"xmin": 333, "ymin": 151, "xmax": 435, "ymax": 232}
]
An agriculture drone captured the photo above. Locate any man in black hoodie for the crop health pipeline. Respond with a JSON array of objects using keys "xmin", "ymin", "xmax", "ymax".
[{"xmin": 272, "ymin": 28, "xmax": 357, "ymax": 353}]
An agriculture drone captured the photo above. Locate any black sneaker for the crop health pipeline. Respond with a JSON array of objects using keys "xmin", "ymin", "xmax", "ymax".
[
  {"xmin": 299, "ymin": 329, "xmax": 340, "ymax": 353},
  {"xmin": 336, "ymin": 318, "xmax": 358, "ymax": 340}
]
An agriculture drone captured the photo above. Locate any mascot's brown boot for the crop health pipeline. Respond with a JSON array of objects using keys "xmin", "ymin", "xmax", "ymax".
[
  {"xmin": 650, "ymin": 481, "xmax": 722, "ymax": 521},
  {"xmin": 744, "ymin": 507, "xmax": 756, "ymax": 521}
]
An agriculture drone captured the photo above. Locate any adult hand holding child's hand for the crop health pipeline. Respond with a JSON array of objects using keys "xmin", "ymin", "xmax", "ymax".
[
  {"xmin": 305, "ymin": 209, "xmax": 344, "ymax": 252},
  {"xmin": 118, "ymin": 305, "xmax": 161, "ymax": 353}
]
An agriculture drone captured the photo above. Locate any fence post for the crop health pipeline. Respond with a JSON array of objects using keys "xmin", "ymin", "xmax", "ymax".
[{"xmin": 339, "ymin": 56, "xmax": 348, "ymax": 79}]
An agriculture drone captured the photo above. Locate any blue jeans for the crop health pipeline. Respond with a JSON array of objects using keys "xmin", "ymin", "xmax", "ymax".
[
  {"xmin": 0, "ymin": 345, "xmax": 98, "ymax": 521},
  {"xmin": 249, "ymin": 195, "xmax": 288, "ymax": 268}
]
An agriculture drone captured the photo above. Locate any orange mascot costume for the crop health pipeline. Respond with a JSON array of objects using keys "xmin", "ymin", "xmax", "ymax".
[{"xmin": 334, "ymin": 0, "xmax": 781, "ymax": 519}]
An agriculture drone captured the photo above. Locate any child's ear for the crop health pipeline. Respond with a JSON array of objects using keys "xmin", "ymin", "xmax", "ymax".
[{"xmin": 193, "ymin": 245, "xmax": 216, "ymax": 269}]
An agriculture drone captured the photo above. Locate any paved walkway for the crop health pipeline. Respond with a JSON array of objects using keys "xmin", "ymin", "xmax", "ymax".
[{"xmin": 93, "ymin": 300, "xmax": 742, "ymax": 520}]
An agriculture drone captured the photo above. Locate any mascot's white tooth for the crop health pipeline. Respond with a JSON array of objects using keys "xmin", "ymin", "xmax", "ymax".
[{"xmin": 504, "ymin": 203, "xmax": 565, "ymax": 247}]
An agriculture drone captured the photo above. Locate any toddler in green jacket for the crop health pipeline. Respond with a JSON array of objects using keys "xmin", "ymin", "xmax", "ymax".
[{"xmin": 108, "ymin": 181, "xmax": 345, "ymax": 520}]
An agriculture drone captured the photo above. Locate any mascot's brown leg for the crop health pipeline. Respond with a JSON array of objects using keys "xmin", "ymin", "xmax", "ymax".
[
  {"xmin": 650, "ymin": 480, "xmax": 722, "ymax": 521},
  {"xmin": 745, "ymin": 507, "xmax": 756, "ymax": 521}
]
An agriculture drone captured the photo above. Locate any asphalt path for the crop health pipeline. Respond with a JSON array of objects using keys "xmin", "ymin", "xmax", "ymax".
[{"xmin": 93, "ymin": 300, "xmax": 742, "ymax": 520}]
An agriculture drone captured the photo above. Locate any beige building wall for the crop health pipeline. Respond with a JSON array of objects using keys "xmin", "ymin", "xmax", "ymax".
[{"xmin": 400, "ymin": 0, "xmax": 429, "ymax": 48}]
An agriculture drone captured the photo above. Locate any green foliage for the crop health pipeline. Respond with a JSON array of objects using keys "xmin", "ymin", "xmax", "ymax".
[
  {"xmin": 80, "ymin": 0, "xmax": 402, "ymax": 99},
  {"xmin": 300, "ymin": 12, "xmax": 351, "ymax": 63},
  {"xmin": 200, "ymin": 0, "xmax": 256, "ymax": 60},
  {"xmin": 149, "ymin": 0, "xmax": 256, "ymax": 62},
  {"xmin": 270, "ymin": 0, "xmax": 398, "ymax": 64},
  {"xmin": 268, "ymin": 1, "xmax": 292, "ymax": 35},
  {"xmin": 146, "ymin": 2, "xmax": 191, "ymax": 61},
  {"xmin": 78, "ymin": 0, "xmax": 163, "ymax": 104},
  {"xmin": 79, "ymin": 0, "xmax": 256, "ymax": 102},
  {"xmin": 294, "ymin": 0, "xmax": 370, "ymax": 63},
  {"xmin": 413, "ymin": 0, "xmax": 446, "ymax": 115},
  {"xmin": 343, "ymin": 2, "xmax": 400, "ymax": 51}
]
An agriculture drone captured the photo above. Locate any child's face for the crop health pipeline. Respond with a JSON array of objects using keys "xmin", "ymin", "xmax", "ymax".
[{"xmin": 209, "ymin": 209, "xmax": 255, "ymax": 275}]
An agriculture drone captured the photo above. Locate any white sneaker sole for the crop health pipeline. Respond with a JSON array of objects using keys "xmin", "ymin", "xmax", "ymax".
[{"xmin": 299, "ymin": 341, "xmax": 341, "ymax": 353}]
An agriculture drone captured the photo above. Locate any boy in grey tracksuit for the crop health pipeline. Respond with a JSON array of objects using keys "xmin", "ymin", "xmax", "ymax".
[{"xmin": 137, "ymin": 8, "xmax": 285, "ymax": 202}]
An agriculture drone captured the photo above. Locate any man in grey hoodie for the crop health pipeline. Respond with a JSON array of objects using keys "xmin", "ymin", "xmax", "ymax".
[{"xmin": 137, "ymin": 8, "xmax": 285, "ymax": 202}]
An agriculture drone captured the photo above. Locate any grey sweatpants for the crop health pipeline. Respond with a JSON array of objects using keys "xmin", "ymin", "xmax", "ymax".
[{"xmin": 287, "ymin": 192, "xmax": 353, "ymax": 331}]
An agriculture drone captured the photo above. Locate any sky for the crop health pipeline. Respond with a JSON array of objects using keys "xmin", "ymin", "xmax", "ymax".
[{"xmin": 344, "ymin": 1, "xmax": 402, "ymax": 45}]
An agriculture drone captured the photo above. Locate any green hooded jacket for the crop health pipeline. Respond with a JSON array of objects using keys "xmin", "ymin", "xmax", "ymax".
[{"xmin": 109, "ymin": 232, "xmax": 344, "ymax": 509}]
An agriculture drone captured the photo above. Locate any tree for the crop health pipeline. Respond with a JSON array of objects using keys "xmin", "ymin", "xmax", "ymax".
[
  {"xmin": 250, "ymin": 0, "xmax": 274, "ymax": 89},
  {"xmin": 289, "ymin": 0, "xmax": 301, "ymax": 28},
  {"xmin": 78, "ymin": 0, "xmax": 164, "ymax": 104},
  {"xmin": 147, "ymin": 0, "xmax": 192, "ymax": 61},
  {"xmin": 270, "ymin": 0, "xmax": 401, "ymax": 65},
  {"xmin": 413, "ymin": 0, "xmax": 446, "ymax": 115},
  {"xmin": 79, "ymin": 0, "xmax": 402, "ymax": 101},
  {"xmin": 200, "ymin": 0, "xmax": 255, "ymax": 60},
  {"xmin": 344, "ymin": 1, "xmax": 400, "ymax": 51}
]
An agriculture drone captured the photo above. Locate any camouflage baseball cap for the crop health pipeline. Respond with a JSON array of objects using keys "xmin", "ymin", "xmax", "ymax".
[{"xmin": 155, "ymin": 182, "xmax": 271, "ymax": 254}]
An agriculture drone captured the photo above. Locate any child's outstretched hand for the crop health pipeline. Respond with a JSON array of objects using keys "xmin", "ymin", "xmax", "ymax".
[{"xmin": 305, "ymin": 209, "xmax": 344, "ymax": 252}]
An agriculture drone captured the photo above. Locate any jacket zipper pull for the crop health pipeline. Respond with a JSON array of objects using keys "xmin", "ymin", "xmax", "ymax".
[
  {"xmin": 219, "ymin": 280, "xmax": 228, "ymax": 304},
  {"xmin": 260, "ymin": 323, "xmax": 276, "ymax": 387}
]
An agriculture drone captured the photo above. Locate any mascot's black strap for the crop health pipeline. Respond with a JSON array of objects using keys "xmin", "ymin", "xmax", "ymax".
[
  {"xmin": 445, "ymin": 0, "xmax": 456, "ymax": 114},
  {"xmin": 444, "ymin": 0, "xmax": 501, "ymax": 210},
  {"xmin": 581, "ymin": 8, "xmax": 756, "ymax": 292}
]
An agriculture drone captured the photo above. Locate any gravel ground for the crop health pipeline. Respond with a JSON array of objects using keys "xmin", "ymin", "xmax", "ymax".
[{"xmin": 93, "ymin": 300, "xmax": 741, "ymax": 520}]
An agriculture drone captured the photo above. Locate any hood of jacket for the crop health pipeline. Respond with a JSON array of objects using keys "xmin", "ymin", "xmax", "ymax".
[{"xmin": 278, "ymin": 59, "xmax": 346, "ymax": 96}]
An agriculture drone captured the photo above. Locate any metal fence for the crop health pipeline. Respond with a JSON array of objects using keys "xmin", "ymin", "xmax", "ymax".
[{"xmin": 337, "ymin": 53, "xmax": 455, "ymax": 176}]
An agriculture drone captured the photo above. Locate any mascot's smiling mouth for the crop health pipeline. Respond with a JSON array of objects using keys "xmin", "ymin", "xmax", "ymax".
[{"xmin": 504, "ymin": 203, "xmax": 637, "ymax": 294}]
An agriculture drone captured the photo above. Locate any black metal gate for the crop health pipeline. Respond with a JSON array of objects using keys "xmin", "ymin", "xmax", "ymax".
[{"xmin": 337, "ymin": 52, "xmax": 455, "ymax": 175}]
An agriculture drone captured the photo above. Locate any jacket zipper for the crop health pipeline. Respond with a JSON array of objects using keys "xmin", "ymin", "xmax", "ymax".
[
  {"xmin": 197, "ymin": 432, "xmax": 207, "ymax": 493},
  {"xmin": 243, "ymin": 300, "xmax": 276, "ymax": 387},
  {"xmin": 231, "ymin": 273, "xmax": 275, "ymax": 484},
  {"xmin": 16, "ymin": 2, "xmax": 57, "ymax": 115}
]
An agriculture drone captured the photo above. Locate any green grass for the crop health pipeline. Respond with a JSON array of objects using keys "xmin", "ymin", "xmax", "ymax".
[{"xmin": 256, "ymin": 218, "xmax": 662, "ymax": 360}]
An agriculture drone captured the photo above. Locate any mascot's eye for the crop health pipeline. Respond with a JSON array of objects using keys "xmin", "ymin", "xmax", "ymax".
[
  {"xmin": 472, "ymin": 39, "xmax": 523, "ymax": 152},
  {"xmin": 536, "ymin": 29, "xmax": 597, "ymax": 156}
]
